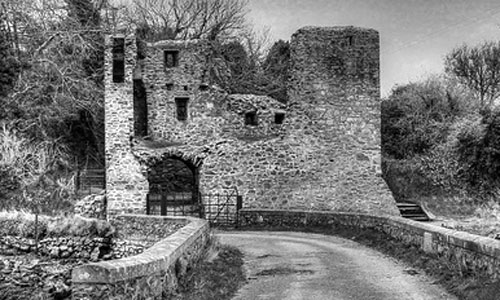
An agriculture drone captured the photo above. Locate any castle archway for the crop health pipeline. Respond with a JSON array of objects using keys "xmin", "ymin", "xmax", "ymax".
[{"xmin": 146, "ymin": 156, "xmax": 200, "ymax": 216}]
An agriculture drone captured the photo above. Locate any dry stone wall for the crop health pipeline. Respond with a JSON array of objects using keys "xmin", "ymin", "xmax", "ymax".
[
  {"xmin": 104, "ymin": 26, "xmax": 398, "ymax": 217},
  {"xmin": 0, "ymin": 235, "xmax": 112, "ymax": 261}
]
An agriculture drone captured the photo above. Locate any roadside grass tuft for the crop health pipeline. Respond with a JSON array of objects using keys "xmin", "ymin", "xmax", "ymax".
[{"xmin": 173, "ymin": 245, "xmax": 246, "ymax": 300}]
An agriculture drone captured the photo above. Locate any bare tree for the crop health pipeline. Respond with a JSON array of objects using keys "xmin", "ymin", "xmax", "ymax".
[
  {"xmin": 129, "ymin": 0, "xmax": 248, "ymax": 41},
  {"xmin": 445, "ymin": 42, "xmax": 500, "ymax": 109},
  {"xmin": 1, "ymin": 0, "xmax": 106, "ymax": 165}
]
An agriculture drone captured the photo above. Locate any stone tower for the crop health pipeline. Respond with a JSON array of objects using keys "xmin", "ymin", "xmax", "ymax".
[
  {"xmin": 104, "ymin": 30, "xmax": 149, "ymax": 216},
  {"xmin": 285, "ymin": 26, "xmax": 396, "ymax": 214}
]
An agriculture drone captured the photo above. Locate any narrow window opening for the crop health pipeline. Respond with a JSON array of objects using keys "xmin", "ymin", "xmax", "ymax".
[
  {"xmin": 166, "ymin": 83, "xmax": 174, "ymax": 90},
  {"xmin": 245, "ymin": 111, "xmax": 258, "ymax": 126},
  {"xmin": 274, "ymin": 112, "xmax": 285, "ymax": 124},
  {"xmin": 175, "ymin": 97, "xmax": 189, "ymax": 121},
  {"xmin": 199, "ymin": 84, "xmax": 209, "ymax": 91},
  {"xmin": 183, "ymin": 85, "xmax": 189, "ymax": 91},
  {"xmin": 164, "ymin": 50, "xmax": 179, "ymax": 68},
  {"xmin": 112, "ymin": 38, "xmax": 125, "ymax": 83},
  {"xmin": 347, "ymin": 36, "xmax": 354, "ymax": 46},
  {"xmin": 133, "ymin": 79, "xmax": 148, "ymax": 136}
]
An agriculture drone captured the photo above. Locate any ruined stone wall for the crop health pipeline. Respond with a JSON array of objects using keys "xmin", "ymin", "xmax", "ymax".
[
  {"xmin": 104, "ymin": 32, "xmax": 148, "ymax": 216},
  {"xmin": 142, "ymin": 40, "xmax": 211, "ymax": 140},
  {"xmin": 104, "ymin": 26, "xmax": 398, "ymax": 216}
]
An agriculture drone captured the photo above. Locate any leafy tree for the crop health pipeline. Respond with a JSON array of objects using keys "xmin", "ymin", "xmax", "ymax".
[
  {"xmin": 445, "ymin": 41, "xmax": 500, "ymax": 109},
  {"xmin": 381, "ymin": 77, "xmax": 462, "ymax": 159}
]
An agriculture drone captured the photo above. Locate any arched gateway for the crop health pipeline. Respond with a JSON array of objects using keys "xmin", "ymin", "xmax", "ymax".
[{"xmin": 146, "ymin": 156, "xmax": 201, "ymax": 216}]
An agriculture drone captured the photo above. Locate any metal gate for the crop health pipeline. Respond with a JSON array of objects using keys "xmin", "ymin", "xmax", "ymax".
[
  {"xmin": 146, "ymin": 190, "xmax": 242, "ymax": 227},
  {"xmin": 146, "ymin": 192, "xmax": 201, "ymax": 217},
  {"xmin": 201, "ymin": 192, "xmax": 242, "ymax": 227}
]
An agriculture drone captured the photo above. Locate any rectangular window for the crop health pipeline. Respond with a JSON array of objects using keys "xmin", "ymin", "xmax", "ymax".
[
  {"xmin": 164, "ymin": 50, "xmax": 179, "ymax": 68},
  {"xmin": 112, "ymin": 38, "xmax": 125, "ymax": 83},
  {"xmin": 245, "ymin": 111, "xmax": 258, "ymax": 126},
  {"xmin": 274, "ymin": 112, "xmax": 285, "ymax": 124},
  {"xmin": 175, "ymin": 97, "xmax": 189, "ymax": 121}
]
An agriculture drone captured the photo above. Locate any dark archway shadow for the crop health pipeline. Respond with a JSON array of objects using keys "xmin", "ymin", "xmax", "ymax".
[{"xmin": 146, "ymin": 156, "xmax": 201, "ymax": 216}]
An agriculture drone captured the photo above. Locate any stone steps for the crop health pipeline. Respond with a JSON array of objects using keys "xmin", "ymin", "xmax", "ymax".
[{"xmin": 396, "ymin": 202, "xmax": 430, "ymax": 222}]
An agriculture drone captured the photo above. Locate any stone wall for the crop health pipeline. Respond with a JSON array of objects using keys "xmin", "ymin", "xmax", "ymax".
[
  {"xmin": 240, "ymin": 209, "xmax": 500, "ymax": 279},
  {"xmin": 75, "ymin": 192, "xmax": 106, "ymax": 219},
  {"xmin": 71, "ymin": 215, "xmax": 210, "ymax": 299},
  {"xmin": 104, "ymin": 26, "xmax": 398, "ymax": 217},
  {"xmin": 110, "ymin": 214, "xmax": 188, "ymax": 242},
  {"xmin": 0, "ymin": 235, "xmax": 112, "ymax": 261}
]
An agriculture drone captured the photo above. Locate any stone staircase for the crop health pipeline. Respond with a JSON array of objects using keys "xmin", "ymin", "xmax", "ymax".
[{"xmin": 396, "ymin": 202, "xmax": 430, "ymax": 221}]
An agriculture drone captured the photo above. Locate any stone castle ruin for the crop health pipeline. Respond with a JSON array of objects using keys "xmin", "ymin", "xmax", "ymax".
[{"xmin": 104, "ymin": 25, "xmax": 399, "ymax": 218}]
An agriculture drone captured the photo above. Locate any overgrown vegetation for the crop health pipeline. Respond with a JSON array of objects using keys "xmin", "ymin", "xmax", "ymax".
[
  {"xmin": 0, "ymin": 126, "xmax": 75, "ymax": 213},
  {"xmin": 0, "ymin": 210, "xmax": 114, "ymax": 238},
  {"xmin": 382, "ymin": 40, "xmax": 500, "ymax": 208},
  {"xmin": 0, "ymin": 0, "xmax": 288, "ymax": 212}
]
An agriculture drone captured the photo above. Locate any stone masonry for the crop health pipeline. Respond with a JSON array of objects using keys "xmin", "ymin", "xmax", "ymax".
[{"xmin": 104, "ymin": 25, "xmax": 399, "ymax": 217}]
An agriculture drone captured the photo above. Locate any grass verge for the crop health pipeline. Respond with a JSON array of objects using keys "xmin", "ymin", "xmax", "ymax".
[
  {"xmin": 240, "ymin": 225, "xmax": 499, "ymax": 300},
  {"xmin": 173, "ymin": 245, "xmax": 246, "ymax": 300}
]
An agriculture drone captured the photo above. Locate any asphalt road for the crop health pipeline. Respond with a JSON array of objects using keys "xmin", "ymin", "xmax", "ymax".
[{"xmin": 217, "ymin": 231, "xmax": 456, "ymax": 300}]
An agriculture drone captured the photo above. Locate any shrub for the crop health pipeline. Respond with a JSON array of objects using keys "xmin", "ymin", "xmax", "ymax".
[
  {"xmin": 455, "ymin": 108, "xmax": 500, "ymax": 192},
  {"xmin": 0, "ymin": 210, "xmax": 49, "ymax": 238},
  {"xmin": 46, "ymin": 215, "xmax": 115, "ymax": 238},
  {"xmin": 415, "ymin": 144, "xmax": 465, "ymax": 193},
  {"xmin": 0, "ymin": 211, "xmax": 115, "ymax": 239},
  {"xmin": 382, "ymin": 158, "xmax": 438, "ymax": 201}
]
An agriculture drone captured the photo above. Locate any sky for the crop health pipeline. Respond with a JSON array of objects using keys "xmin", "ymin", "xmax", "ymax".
[{"xmin": 246, "ymin": 0, "xmax": 500, "ymax": 96}]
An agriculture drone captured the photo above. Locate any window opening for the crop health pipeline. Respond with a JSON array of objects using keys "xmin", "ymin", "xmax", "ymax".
[
  {"xmin": 175, "ymin": 97, "xmax": 189, "ymax": 121},
  {"xmin": 133, "ymin": 79, "xmax": 148, "ymax": 136},
  {"xmin": 245, "ymin": 111, "xmax": 258, "ymax": 126},
  {"xmin": 164, "ymin": 50, "xmax": 179, "ymax": 68},
  {"xmin": 274, "ymin": 112, "xmax": 285, "ymax": 124},
  {"xmin": 112, "ymin": 38, "xmax": 125, "ymax": 83},
  {"xmin": 347, "ymin": 36, "xmax": 354, "ymax": 46}
]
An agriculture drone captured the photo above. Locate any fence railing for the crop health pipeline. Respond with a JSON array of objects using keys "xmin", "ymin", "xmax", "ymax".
[
  {"xmin": 75, "ymin": 168, "xmax": 105, "ymax": 195},
  {"xmin": 146, "ymin": 191, "xmax": 243, "ymax": 227},
  {"xmin": 146, "ymin": 192, "xmax": 201, "ymax": 217},
  {"xmin": 201, "ymin": 193, "xmax": 242, "ymax": 227}
]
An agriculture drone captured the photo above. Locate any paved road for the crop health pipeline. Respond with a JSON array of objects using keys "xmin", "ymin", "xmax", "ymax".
[{"xmin": 217, "ymin": 231, "xmax": 456, "ymax": 300}]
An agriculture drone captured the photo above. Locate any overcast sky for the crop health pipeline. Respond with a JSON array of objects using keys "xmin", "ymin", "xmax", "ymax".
[{"xmin": 246, "ymin": 0, "xmax": 500, "ymax": 96}]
